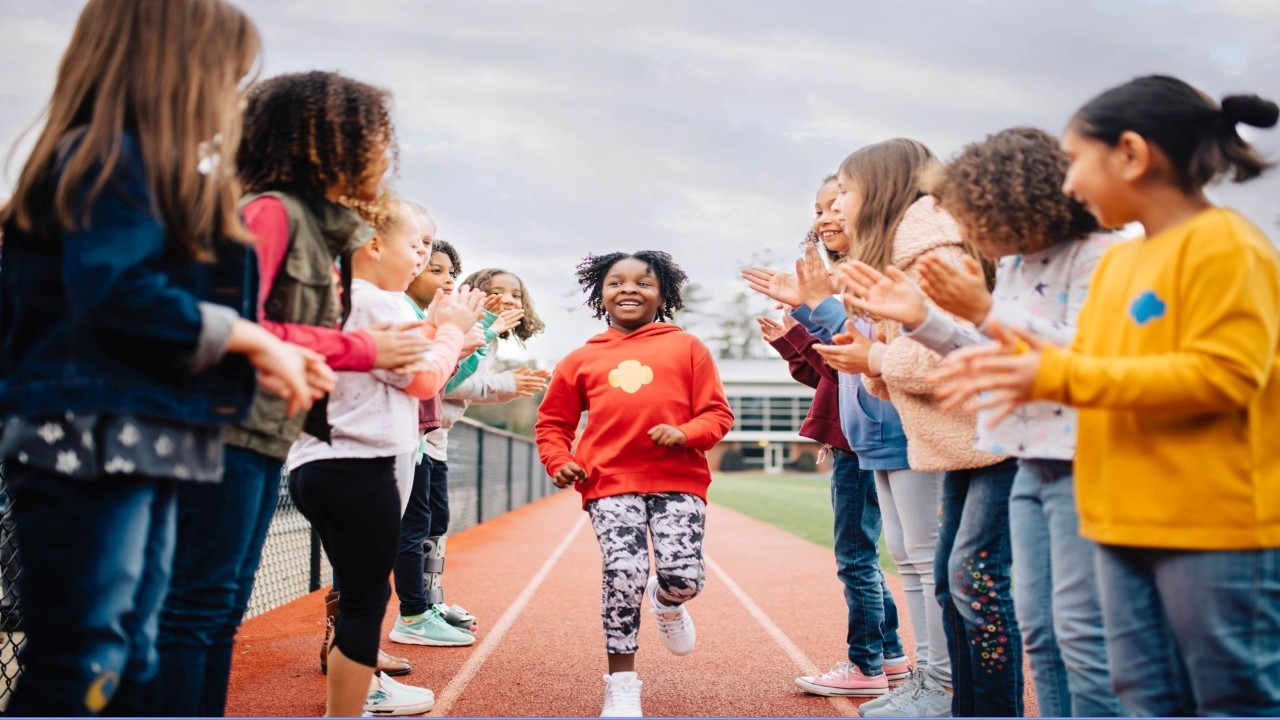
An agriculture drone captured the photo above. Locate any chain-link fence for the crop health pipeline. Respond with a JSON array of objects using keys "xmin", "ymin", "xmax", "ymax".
[{"xmin": 0, "ymin": 418, "xmax": 552, "ymax": 708}]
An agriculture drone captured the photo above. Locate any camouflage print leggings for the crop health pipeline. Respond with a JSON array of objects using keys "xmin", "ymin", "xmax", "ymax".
[{"xmin": 586, "ymin": 492, "xmax": 707, "ymax": 655}]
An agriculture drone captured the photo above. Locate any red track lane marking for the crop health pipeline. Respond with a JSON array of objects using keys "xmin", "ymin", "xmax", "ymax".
[
  {"xmin": 431, "ymin": 514, "xmax": 589, "ymax": 716},
  {"xmin": 705, "ymin": 554, "xmax": 859, "ymax": 718}
]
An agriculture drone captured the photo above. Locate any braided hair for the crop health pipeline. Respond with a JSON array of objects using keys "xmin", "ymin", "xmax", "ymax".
[
  {"xmin": 237, "ymin": 70, "xmax": 398, "ymax": 220},
  {"xmin": 574, "ymin": 251, "xmax": 688, "ymax": 324}
]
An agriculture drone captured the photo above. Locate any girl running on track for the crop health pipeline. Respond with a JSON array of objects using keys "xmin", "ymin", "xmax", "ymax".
[
  {"xmin": 0, "ymin": 0, "xmax": 318, "ymax": 713},
  {"xmin": 934, "ymin": 76, "xmax": 1280, "ymax": 716},
  {"xmin": 536, "ymin": 251, "xmax": 733, "ymax": 718}
]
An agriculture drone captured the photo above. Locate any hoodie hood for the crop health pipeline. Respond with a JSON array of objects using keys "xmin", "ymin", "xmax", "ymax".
[
  {"xmin": 587, "ymin": 321, "xmax": 685, "ymax": 344},
  {"xmin": 890, "ymin": 195, "xmax": 966, "ymax": 270}
]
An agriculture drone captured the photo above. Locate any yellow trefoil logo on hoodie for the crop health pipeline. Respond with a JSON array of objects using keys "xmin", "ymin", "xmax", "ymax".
[{"xmin": 608, "ymin": 359, "xmax": 653, "ymax": 394}]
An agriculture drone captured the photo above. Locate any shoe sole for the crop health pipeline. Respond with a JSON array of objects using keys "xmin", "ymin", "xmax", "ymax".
[
  {"xmin": 389, "ymin": 629, "xmax": 476, "ymax": 647},
  {"xmin": 794, "ymin": 676, "xmax": 888, "ymax": 697},
  {"xmin": 365, "ymin": 699, "xmax": 436, "ymax": 716},
  {"xmin": 884, "ymin": 669, "xmax": 912, "ymax": 682}
]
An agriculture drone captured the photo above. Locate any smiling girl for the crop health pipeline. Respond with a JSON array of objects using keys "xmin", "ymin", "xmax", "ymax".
[
  {"xmin": 536, "ymin": 251, "xmax": 733, "ymax": 718},
  {"xmin": 934, "ymin": 76, "xmax": 1280, "ymax": 716}
]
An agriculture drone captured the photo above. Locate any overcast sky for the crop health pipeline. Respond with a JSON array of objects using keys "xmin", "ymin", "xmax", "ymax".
[{"xmin": 3, "ymin": 0, "xmax": 1278, "ymax": 364}]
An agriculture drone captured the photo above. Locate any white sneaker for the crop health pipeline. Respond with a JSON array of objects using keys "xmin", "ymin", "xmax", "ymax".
[
  {"xmin": 601, "ymin": 671, "xmax": 643, "ymax": 718},
  {"xmin": 859, "ymin": 668, "xmax": 952, "ymax": 718},
  {"xmin": 858, "ymin": 668, "xmax": 921, "ymax": 716},
  {"xmin": 646, "ymin": 576, "xmax": 695, "ymax": 655},
  {"xmin": 364, "ymin": 672, "xmax": 436, "ymax": 716}
]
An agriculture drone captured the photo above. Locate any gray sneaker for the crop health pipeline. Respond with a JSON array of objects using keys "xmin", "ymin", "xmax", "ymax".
[
  {"xmin": 858, "ymin": 668, "xmax": 921, "ymax": 716},
  {"xmin": 859, "ymin": 669, "xmax": 952, "ymax": 718}
]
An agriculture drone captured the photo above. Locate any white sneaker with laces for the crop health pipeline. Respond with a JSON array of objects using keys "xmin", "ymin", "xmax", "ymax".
[
  {"xmin": 645, "ymin": 576, "xmax": 695, "ymax": 655},
  {"xmin": 858, "ymin": 668, "xmax": 922, "ymax": 716},
  {"xmin": 601, "ymin": 671, "xmax": 643, "ymax": 717},
  {"xmin": 364, "ymin": 672, "xmax": 436, "ymax": 716}
]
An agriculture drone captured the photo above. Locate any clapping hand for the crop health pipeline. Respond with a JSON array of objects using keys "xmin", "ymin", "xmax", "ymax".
[
  {"xmin": 929, "ymin": 320, "xmax": 1045, "ymax": 426},
  {"xmin": 838, "ymin": 261, "xmax": 928, "ymax": 329},
  {"xmin": 918, "ymin": 253, "xmax": 992, "ymax": 326},
  {"xmin": 741, "ymin": 266, "xmax": 802, "ymax": 307}
]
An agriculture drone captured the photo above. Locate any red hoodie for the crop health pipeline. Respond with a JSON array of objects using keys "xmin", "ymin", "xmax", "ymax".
[{"xmin": 536, "ymin": 322, "xmax": 734, "ymax": 508}]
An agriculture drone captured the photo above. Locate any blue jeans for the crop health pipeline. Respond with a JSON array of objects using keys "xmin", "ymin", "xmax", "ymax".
[
  {"xmin": 936, "ymin": 458, "xmax": 1023, "ymax": 717},
  {"xmin": 1096, "ymin": 544, "xmax": 1280, "ymax": 716},
  {"xmin": 393, "ymin": 456, "xmax": 451, "ymax": 617},
  {"xmin": 152, "ymin": 446, "xmax": 283, "ymax": 716},
  {"xmin": 830, "ymin": 451, "xmax": 903, "ymax": 674},
  {"xmin": 1010, "ymin": 459, "xmax": 1118, "ymax": 717},
  {"xmin": 6, "ymin": 463, "xmax": 176, "ymax": 716}
]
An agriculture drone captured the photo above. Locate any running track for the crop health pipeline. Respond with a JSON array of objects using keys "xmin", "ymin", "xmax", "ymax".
[{"xmin": 227, "ymin": 489, "xmax": 1038, "ymax": 717}]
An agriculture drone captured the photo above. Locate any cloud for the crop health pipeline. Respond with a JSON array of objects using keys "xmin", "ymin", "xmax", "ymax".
[{"xmin": 2, "ymin": 0, "xmax": 1277, "ymax": 364}]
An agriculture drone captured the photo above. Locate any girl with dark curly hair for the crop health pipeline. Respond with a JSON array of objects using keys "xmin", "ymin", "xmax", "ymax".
[
  {"xmin": 536, "ymin": 251, "xmax": 732, "ymax": 717},
  {"xmin": 843, "ymin": 127, "xmax": 1117, "ymax": 717},
  {"xmin": 153, "ymin": 70, "xmax": 434, "ymax": 715},
  {"xmin": 935, "ymin": 76, "xmax": 1280, "ymax": 717}
]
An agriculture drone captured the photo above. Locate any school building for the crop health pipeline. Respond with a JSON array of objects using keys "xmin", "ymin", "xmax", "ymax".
[{"xmin": 707, "ymin": 358, "xmax": 823, "ymax": 474}]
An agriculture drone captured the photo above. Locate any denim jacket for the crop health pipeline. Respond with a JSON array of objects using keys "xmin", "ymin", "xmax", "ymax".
[
  {"xmin": 792, "ymin": 297, "xmax": 909, "ymax": 471},
  {"xmin": 0, "ymin": 133, "xmax": 256, "ymax": 427}
]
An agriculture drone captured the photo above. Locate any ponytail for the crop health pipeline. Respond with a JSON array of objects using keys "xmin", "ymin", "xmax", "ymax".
[{"xmin": 1069, "ymin": 75, "xmax": 1276, "ymax": 191}]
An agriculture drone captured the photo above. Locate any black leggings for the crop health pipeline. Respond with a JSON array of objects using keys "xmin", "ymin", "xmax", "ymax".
[{"xmin": 289, "ymin": 456, "xmax": 400, "ymax": 668}]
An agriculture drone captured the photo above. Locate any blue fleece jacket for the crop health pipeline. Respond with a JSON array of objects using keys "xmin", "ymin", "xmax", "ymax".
[{"xmin": 792, "ymin": 297, "xmax": 908, "ymax": 471}]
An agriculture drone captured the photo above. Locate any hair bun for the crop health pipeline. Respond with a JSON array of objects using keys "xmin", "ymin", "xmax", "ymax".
[{"xmin": 1221, "ymin": 94, "xmax": 1279, "ymax": 129}]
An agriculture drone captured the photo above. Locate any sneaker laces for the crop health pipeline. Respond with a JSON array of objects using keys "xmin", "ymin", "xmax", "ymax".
[
  {"xmin": 602, "ymin": 675, "xmax": 642, "ymax": 712},
  {"xmin": 817, "ymin": 661, "xmax": 857, "ymax": 682},
  {"xmin": 653, "ymin": 605, "xmax": 689, "ymax": 637}
]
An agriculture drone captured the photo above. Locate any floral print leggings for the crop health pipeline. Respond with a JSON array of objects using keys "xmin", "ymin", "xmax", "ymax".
[{"xmin": 586, "ymin": 492, "xmax": 706, "ymax": 655}]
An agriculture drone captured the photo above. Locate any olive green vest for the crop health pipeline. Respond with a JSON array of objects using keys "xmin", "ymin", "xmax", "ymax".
[{"xmin": 224, "ymin": 192, "xmax": 374, "ymax": 459}]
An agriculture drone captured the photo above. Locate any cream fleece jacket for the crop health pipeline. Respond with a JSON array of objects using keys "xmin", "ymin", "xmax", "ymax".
[{"xmin": 861, "ymin": 196, "xmax": 1007, "ymax": 472}]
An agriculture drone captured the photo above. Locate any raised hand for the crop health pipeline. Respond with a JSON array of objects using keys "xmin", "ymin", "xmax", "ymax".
[
  {"xmin": 648, "ymin": 423, "xmax": 688, "ymax": 447},
  {"xmin": 929, "ymin": 320, "xmax": 1044, "ymax": 426},
  {"xmin": 741, "ymin": 267, "xmax": 802, "ymax": 307},
  {"xmin": 366, "ymin": 321, "xmax": 431, "ymax": 370},
  {"xmin": 461, "ymin": 325, "xmax": 487, "ymax": 356},
  {"xmin": 490, "ymin": 307, "xmax": 525, "ymax": 335},
  {"xmin": 838, "ymin": 261, "xmax": 928, "ymax": 329},
  {"xmin": 795, "ymin": 243, "xmax": 836, "ymax": 308},
  {"xmin": 482, "ymin": 293, "xmax": 504, "ymax": 315},
  {"xmin": 919, "ymin": 253, "xmax": 992, "ymax": 326},
  {"xmin": 757, "ymin": 316, "xmax": 786, "ymax": 343},
  {"xmin": 813, "ymin": 320, "xmax": 878, "ymax": 375},
  {"xmin": 435, "ymin": 285, "xmax": 486, "ymax": 333},
  {"xmin": 553, "ymin": 461, "xmax": 588, "ymax": 488},
  {"xmin": 511, "ymin": 365, "xmax": 551, "ymax": 397}
]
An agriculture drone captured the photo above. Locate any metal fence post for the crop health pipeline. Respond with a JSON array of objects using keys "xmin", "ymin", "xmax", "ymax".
[
  {"xmin": 506, "ymin": 436, "xmax": 514, "ymax": 511},
  {"xmin": 527, "ymin": 446, "xmax": 535, "ymax": 500},
  {"xmin": 475, "ymin": 427, "xmax": 485, "ymax": 526},
  {"xmin": 309, "ymin": 527, "xmax": 321, "ymax": 592}
]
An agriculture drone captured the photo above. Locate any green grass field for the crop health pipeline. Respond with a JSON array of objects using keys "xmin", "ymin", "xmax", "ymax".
[{"xmin": 709, "ymin": 472, "xmax": 897, "ymax": 574}]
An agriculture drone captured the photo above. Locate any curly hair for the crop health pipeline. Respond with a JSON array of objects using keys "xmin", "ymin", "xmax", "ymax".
[
  {"xmin": 931, "ymin": 127, "xmax": 1099, "ymax": 256},
  {"xmin": 461, "ymin": 268, "xmax": 545, "ymax": 344},
  {"xmin": 430, "ymin": 238, "xmax": 461, "ymax": 278},
  {"xmin": 237, "ymin": 71, "xmax": 398, "ymax": 222},
  {"xmin": 574, "ymin": 251, "xmax": 688, "ymax": 325}
]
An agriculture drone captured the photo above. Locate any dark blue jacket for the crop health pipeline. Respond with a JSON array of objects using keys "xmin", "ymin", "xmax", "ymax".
[{"xmin": 0, "ymin": 133, "xmax": 256, "ymax": 426}]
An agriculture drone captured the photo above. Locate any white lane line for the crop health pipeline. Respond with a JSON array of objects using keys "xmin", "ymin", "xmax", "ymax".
[
  {"xmin": 705, "ymin": 554, "xmax": 859, "ymax": 718},
  {"xmin": 431, "ymin": 514, "xmax": 589, "ymax": 716}
]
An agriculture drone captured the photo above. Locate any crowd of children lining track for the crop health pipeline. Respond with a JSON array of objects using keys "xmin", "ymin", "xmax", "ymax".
[{"xmin": 1, "ymin": 0, "xmax": 1278, "ymax": 717}]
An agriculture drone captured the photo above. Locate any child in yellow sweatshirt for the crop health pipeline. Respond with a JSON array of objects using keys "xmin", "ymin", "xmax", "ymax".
[{"xmin": 934, "ymin": 75, "xmax": 1280, "ymax": 716}]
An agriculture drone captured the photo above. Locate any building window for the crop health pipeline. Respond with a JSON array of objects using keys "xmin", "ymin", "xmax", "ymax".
[{"xmin": 726, "ymin": 394, "xmax": 811, "ymax": 433}]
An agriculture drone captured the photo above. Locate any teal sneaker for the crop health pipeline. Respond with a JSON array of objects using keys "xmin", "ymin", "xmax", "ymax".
[{"xmin": 388, "ymin": 608, "xmax": 475, "ymax": 647}]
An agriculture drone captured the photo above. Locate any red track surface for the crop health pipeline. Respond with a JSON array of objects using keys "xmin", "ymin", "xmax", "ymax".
[{"xmin": 227, "ymin": 489, "xmax": 1038, "ymax": 717}]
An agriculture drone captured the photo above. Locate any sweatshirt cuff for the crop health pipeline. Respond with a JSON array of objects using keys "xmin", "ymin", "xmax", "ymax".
[
  {"xmin": 1032, "ymin": 344, "xmax": 1068, "ymax": 403},
  {"xmin": 190, "ymin": 303, "xmax": 238, "ymax": 373},
  {"xmin": 811, "ymin": 296, "xmax": 850, "ymax": 335},
  {"xmin": 902, "ymin": 306, "xmax": 959, "ymax": 356}
]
